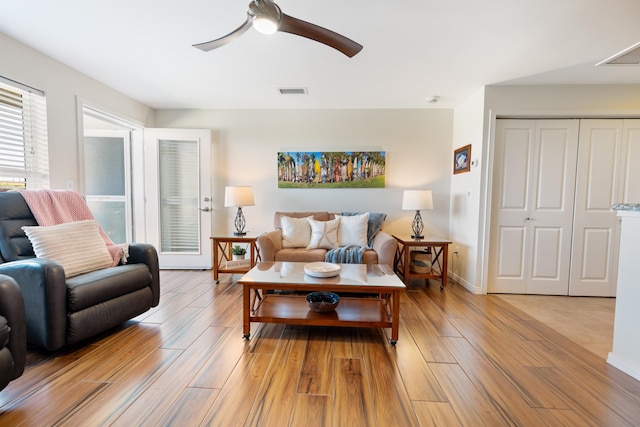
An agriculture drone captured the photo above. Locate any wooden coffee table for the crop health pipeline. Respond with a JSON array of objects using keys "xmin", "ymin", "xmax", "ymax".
[{"xmin": 237, "ymin": 262, "xmax": 406, "ymax": 345}]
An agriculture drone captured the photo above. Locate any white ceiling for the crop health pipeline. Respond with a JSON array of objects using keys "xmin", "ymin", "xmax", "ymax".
[{"xmin": 2, "ymin": 0, "xmax": 640, "ymax": 110}]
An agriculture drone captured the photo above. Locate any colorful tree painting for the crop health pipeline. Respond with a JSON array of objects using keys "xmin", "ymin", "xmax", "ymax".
[{"xmin": 277, "ymin": 151, "xmax": 385, "ymax": 188}]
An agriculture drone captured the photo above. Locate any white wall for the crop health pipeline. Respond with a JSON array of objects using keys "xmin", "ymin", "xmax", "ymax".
[
  {"xmin": 0, "ymin": 33, "xmax": 153, "ymax": 189},
  {"xmin": 608, "ymin": 210, "xmax": 640, "ymax": 381},
  {"xmin": 450, "ymin": 89, "xmax": 486, "ymax": 292},
  {"xmin": 154, "ymin": 109, "xmax": 454, "ymax": 237},
  {"xmin": 485, "ymin": 84, "xmax": 640, "ymax": 116}
]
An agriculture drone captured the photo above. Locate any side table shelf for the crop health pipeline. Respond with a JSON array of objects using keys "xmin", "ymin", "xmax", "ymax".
[
  {"xmin": 392, "ymin": 235, "xmax": 451, "ymax": 289},
  {"xmin": 211, "ymin": 235, "xmax": 261, "ymax": 284}
]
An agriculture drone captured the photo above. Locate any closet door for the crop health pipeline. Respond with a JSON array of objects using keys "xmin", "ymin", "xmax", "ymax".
[
  {"xmin": 621, "ymin": 120, "xmax": 640, "ymax": 204},
  {"xmin": 489, "ymin": 119, "xmax": 579, "ymax": 294},
  {"xmin": 569, "ymin": 119, "xmax": 640, "ymax": 296}
]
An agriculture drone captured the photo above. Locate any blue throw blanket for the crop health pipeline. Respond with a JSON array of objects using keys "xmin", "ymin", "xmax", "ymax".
[{"xmin": 325, "ymin": 244, "xmax": 368, "ymax": 264}]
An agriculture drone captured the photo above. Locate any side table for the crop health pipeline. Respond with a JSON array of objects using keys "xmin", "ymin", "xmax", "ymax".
[
  {"xmin": 211, "ymin": 235, "xmax": 261, "ymax": 284},
  {"xmin": 392, "ymin": 235, "xmax": 452, "ymax": 289}
]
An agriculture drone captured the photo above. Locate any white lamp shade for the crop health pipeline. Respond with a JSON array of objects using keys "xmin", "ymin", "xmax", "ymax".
[
  {"xmin": 224, "ymin": 186, "xmax": 255, "ymax": 207},
  {"xmin": 402, "ymin": 190, "xmax": 433, "ymax": 211}
]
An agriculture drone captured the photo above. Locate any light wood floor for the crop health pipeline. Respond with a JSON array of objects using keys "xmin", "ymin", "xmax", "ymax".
[
  {"xmin": 496, "ymin": 294, "xmax": 616, "ymax": 360},
  {"xmin": 1, "ymin": 270, "xmax": 639, "ymax": 426}
]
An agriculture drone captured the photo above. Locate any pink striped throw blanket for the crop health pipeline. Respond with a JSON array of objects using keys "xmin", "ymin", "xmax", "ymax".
[{"xmin": 17, "ymin": 189, "xmax": 125, "ymax": 267}]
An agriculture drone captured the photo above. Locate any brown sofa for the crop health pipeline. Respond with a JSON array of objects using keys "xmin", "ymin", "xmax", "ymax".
[{"xmin": 256, "ymin": 211, "xmax": 396, "ymax": 266}]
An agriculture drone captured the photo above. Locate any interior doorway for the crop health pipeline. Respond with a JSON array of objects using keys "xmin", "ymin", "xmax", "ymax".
[{"xmin": 81, "ymin": 107, "xmax": 139, "ymax": 244}]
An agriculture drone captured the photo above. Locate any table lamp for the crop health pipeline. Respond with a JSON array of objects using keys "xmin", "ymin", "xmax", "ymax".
[
  {"xmin": 402, "ymin": 189, "xmax": 433, "ymax": 240},
  {"xmin": 224, "ymin": 186, "xmax": 255, "ymax": 236}
]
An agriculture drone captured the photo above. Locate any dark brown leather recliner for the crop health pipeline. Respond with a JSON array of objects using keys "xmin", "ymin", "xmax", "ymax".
[
  {"xmin": 0, "ymin": 274, "xmax": 26, "ymax": 391},
  {"xmin": 0, "ymin": 192, "xmax": 160, "ymax": 351}
]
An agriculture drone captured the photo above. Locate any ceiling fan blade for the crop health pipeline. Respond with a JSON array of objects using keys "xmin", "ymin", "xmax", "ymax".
[
  {"xmin": 278, "ymin": 13, "xmax": 363, "ymax": 58},
  {"xmin": 193, "ymin": 15, "xmax": 253, "ymax": 52}
]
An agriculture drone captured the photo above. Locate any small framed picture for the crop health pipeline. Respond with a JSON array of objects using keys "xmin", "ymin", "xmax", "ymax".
[{"xmin": 454, "ymin": 144, "xmax": 471, "ymax": 174}]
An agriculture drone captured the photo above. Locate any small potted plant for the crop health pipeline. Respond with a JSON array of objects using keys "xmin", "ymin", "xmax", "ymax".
[{"xmin": 231, "ymin": 245, "xmax": 247, "ymax": 260}]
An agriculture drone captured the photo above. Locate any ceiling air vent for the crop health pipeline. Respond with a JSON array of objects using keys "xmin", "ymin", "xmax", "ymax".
[
  {"xmin": 597, "ymin": 42, "xmax": 640, "ymax": 66},
  {"xmin": 278, "ymin": 87, "xmax": 308, "ymax": 95}
]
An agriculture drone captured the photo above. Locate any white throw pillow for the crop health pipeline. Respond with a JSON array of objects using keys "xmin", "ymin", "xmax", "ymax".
[
  {"xmin": 307, "ymin": 217, "xmax": 340, "ymax": 249},
  {"xmin": 337, "ymin": 212, "xmax": 369, "ymax": 247},
  {"xmin": 22, "ymin": 220, "xmax": 114, "ymax": 278},
  {"xmin": 281, "ymin": 216, "xmax": 313, "ymax": 248}
]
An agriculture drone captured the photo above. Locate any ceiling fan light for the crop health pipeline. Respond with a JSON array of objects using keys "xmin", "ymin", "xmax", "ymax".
[{"xmin": 253, "ymin": 16, "xmax": 278, "ymax": 34}]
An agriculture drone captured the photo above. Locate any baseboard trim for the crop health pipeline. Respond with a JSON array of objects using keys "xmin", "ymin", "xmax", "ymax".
[
  {"xmin": 607, "ymin": 352, "xmax": 640, "ymax": 382},
  {"xmin": 448, "ymin": 271, "xmax": 482, "ymax": 294}
]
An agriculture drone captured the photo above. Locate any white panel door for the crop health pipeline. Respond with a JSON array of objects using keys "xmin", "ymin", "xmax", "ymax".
[
  {"xmin": 621, "ymin": 120, "xmax": 640, "ymax": 204},
  {"xmin": 569, "ymin": 119, "xmax": 640, "ymax": 296},
  {"xmin": 489, "ymin": 120, "xmax": 533, "ymax": 293},
  {"xmin": 489, "ymin": 119, "xmax": 579, "ymax": 294},
  {"xmin": 144, "ymin": 128, "xmax": 212, "ymax": 269}
]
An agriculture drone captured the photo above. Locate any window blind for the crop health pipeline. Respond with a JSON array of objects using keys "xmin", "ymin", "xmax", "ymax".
[
  {"xmin": 0, "ymin": 78, "xmax": 49, "ymax": 189},
  {"xmin": 159, "ymin": 139, "xmax": 200, "ymax": 252}
]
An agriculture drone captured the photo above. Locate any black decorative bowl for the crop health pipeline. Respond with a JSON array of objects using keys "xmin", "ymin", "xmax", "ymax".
[{"xmin": 306, "ymin": 292, "xmax": 340, "ymax": 313}]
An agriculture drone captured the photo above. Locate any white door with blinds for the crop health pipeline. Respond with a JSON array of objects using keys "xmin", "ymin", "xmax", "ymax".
[{"xmin": 144, "ymin": 128, "xmax": 212, "ymax": 269}]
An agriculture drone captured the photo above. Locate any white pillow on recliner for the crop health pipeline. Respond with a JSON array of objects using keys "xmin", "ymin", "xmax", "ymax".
[{"xmin": 22, "ymin": 220, "xmax": 113, "ymax": 278}]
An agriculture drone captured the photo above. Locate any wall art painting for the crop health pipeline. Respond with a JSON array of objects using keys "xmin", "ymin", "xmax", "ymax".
[
  {"xmin": 277, "ymin": 151, "xmax": 385, "ymax": 188},
  {"xmin": 453, "ymin": 144, "xmax": 471, "ymax": 174}
]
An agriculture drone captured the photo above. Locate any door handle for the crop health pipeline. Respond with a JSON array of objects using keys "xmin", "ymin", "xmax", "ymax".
[{"xmin": 199, "ymin": 207, "xmax": 211, "ymax": 212}]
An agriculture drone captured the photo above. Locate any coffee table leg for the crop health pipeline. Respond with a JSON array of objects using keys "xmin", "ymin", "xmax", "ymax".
[
  {"xmin": 242, "ymin": 287, "xmax": 250, "ymax": 339},
  {"xmin": 390, "ymin": 290, "xmax": 400, "ymax": 346}
]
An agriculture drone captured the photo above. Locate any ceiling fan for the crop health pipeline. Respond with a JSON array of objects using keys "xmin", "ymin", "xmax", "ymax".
[{"xmin": 193, "ymin": 0, "xmax": 363, "ymax": 58}]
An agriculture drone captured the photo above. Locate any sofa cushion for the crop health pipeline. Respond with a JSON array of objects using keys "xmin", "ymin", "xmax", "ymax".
[
  {"xmin": 281, "ymin": 216, "xmax": 313, "ymax": 248},
  {"xmin": 274, "ymin": 211, "xmax": 332, "ymax": 229},
  {"xmin": 307, "ymin": 217, "xmax": 340, "ymax": 249},
  {"xmin": 341, "ymin": 212, "xmax": 387, "ymax": 247},
  {"xmin": 65, "ymin": 263, "xmax": 152, "ymax": 312},
  {"xmin": 22, "ymin": 220, "xmax": 113, "ymax": 278},
  {"xmin": 337, "ymin": 213, "xmax": 369, "ymax": 247},
  {"xmin": 275, "ymin": 248, "xmax": 327, "ymax": 263}
]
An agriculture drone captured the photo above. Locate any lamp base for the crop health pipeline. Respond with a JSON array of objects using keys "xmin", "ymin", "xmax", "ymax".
[
  {"xmin": 411, "ymin": 210, "xmax": 425, "ymax": 241},
  {"xmin": 233, "ymin": 207, "xmax": 247, "ymax": 237}
]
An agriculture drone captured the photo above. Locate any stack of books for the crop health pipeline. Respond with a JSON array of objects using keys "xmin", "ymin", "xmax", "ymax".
[{"xmin": 225, "ymin": 259, "xmax": 251, "ymax": 269}]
